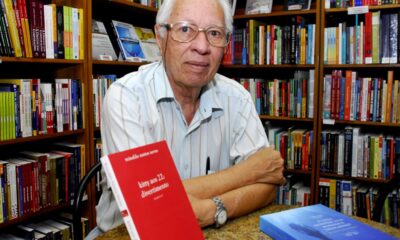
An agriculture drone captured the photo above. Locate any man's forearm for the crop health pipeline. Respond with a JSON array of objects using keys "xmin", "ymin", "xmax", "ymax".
[
  {"xmin": 191, "ymin": 183, "xmax": 277, "ymax": 227},
  {"xmin": 183, "ymin": 162, "xmax": 253, "ymax": 199}
]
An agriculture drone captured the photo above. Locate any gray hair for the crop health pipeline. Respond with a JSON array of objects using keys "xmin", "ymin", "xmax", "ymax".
[{"xmin": 156, "ymin": 0, "xmax": 233, "ymax": 37}]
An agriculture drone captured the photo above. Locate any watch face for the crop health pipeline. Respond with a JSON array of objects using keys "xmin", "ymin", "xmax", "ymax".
[{"xmin": 217, "ymin": 209, "xmax": 228, "ymax": 224}]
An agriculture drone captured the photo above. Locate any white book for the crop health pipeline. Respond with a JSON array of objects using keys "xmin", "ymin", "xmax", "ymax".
[
  {"xmin": 357, "ymin": 135, "xmax": 364, "ymax": 177},
  {"xmin": 6, "ymin": 162, "xmax": 18, "ymax": 219},
  {"xmin": 92, "ymin": 20, "xmax": 117, "ymax": 60},
  {"xmin": 44, "ymin": 5, "xmax": 54, "ymax": 59},
  {"xmin": 337, "ymin": 132, "xmax": 344, "ymax": 175},
  {"xmin": 341, "ymin": 180, "xmax": 353, "ymax": 215},
  {"xmin": 351, "ymin": 127, "xmax": 360, "ymax": 177},
  {"xmin": 308, "ymin": 69, "xmax": 314, "ymax": 118},
  {"xmin": 381, "ymin": 80, "xmax": 387, "ymax": 123},
  {"xmin": 360, "ymin": 78, "xmax": 369, "ymax": 121}
]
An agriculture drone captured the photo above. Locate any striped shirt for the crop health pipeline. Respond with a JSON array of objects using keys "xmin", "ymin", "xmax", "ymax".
[{"xmin": 96, "ymin": 61, "xmax": 268, "ymax": 231}]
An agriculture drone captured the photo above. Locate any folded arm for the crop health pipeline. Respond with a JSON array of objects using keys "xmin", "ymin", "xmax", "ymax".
[{"xmin": 183, "ymin": 147, "xmax": 285, "ymax": 227}]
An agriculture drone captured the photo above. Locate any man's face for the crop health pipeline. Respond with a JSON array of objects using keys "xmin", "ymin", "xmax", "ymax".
[{"xmin": 157, "ymin": 0, "xmax": 226, "ymax": 90}]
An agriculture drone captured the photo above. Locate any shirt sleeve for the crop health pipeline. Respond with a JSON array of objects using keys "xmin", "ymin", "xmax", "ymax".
[
  {"xmin": 101, "ymin": 80, "xmax": 147, "ymax": 156},
  {"xmin": 230, "ymin": 92, "xmax": 269, "ymax": 165}
]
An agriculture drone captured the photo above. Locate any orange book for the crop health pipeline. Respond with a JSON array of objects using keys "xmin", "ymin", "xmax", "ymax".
[
  {"xmin": 344, "ymin": 71, "xmax": 352, "ymax": 120},
  {"xmin": 385, "ymin": 71, "xmax": 393, "ymax": 123}
]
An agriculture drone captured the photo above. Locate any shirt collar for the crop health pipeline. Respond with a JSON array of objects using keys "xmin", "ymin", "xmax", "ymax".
[{"xmin": 152, "ymin": 61, "xmax": 224, "ymax": 118}]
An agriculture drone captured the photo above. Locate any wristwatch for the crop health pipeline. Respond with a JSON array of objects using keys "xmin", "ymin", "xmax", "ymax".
[{"xmin": 212, "ymin": 197, "xmax": 227, "ymax": 228}]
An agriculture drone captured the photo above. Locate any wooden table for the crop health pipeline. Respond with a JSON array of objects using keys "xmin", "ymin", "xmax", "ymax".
[{"xmin": 96, "ymin": 204, "xmax": 400, "ymax": 239}]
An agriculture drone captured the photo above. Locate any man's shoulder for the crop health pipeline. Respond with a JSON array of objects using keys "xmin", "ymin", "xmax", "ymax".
[
  {"xmin": 214, "ymin": 74, "xmax": 251, "ymax": 99},
  {"xmin": 115, "ymin": 62, "xmax": 161, "ymax": 88}
]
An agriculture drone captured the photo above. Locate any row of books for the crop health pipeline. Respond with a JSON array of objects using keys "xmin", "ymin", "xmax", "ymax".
[
  {"xmin": 0, "ymin": 78, "xmax": 84, "ymax": 141},
  {"xmin": 0, "ymin": 212, "xmax": 89, "ymax": 239},
  {"xmin": 0, "ymin": 142, "xmax": 86, "ymax": 223},
  {"xmin": 130, "ymin": 0, "xmax": 162, "ymax": 8},
  {"xmin": 319, "ymin": 178, "xmax": 399, "ymax": 228},
  {"xmin": 265, "ymin": 124, "xmax": 314, "ymax": 171},
  {"xmin": 324, "ymin": 12, "xmax": 399, "ymax": 65},
  {"xmin": 92, "ymin": 19, "xmax": 161, "ymax": 62},
  {"xmin": 320, "ymin": 127, "xmax": 400, "ymax": 180},
  {"xmin": 323, "ymin": 70, "xmax": 400, "ymax": 123},
  {"xmin": 325, "ymin": 0, "xmax": 399, "ymax": 8},
  {"xmin": 0, "ymin": 0, "xmax": 84, "ymax": 59},
  {"xmin": 239, "ymin": 70, "xmax": 314, "ymax": 118},
  {"xmin": 223, "ymin": 17, "xmax": 316, "ymax": 65},
  {"xmin": 93, "ymin": 74, "xmax": 117, "ymax": 128},
  {"xmin": 275, "ymin": 178, "xmax": 311, "ymax": 207}
]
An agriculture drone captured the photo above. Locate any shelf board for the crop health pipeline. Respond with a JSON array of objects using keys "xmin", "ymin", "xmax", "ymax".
[
  {"xmin": 0, "ymin": 129, "xmax": 86, "ymax": 146},
  {"xmin": 0, "ymin": 203, "xmax": 69, "ymax": 229},
  {"xmin": 92, "ymin": 60, "xmax": 150, "ymax": 67},
  {"xmin": 325, "ymin": 4, "xmax": 400, "ymax": 13},
  {"xmin": 108, "ymin": 0, "xmax": 157, "ymax": 13},
  {"xmin": 0, "ymin": 57, "xmax": 84, "ymax": 64},
  {"xmin": 323, "ymin": 119, "xmax": 400, "ymax": 127},
  {"xmin": 320, "ymin": 173, "xmax": 392, "ymax": 183},
  {"xmin": 260, "ymin": 115, "xmax": 314, "ymax": 122},
  {"xmin": 324, "ymin": 64, "xmax": 400, "ymax": 68},
  {"xmin": 285, "ymin": 169, "xmax": 312, "ymax": 175},
  {"xmin": 234, "ymin": 9, "xmax": 317, "ymax": 20},
  {"xmin": 221, "ymin": 64, "xmax": 315, "ymax": 69}
]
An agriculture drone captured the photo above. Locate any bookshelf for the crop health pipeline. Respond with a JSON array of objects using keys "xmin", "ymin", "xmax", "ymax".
[
  {"xmin": 0, "ymin": 0, "xmax": 89, "ymax": 231},
  {"xmin": 317, "ymin": 1, "xmax": 400, "ymax": 225},
  {"xmin": 221, "ymin": 0, "xmax": 321, "ymax": 206},
  {"xmin": 1, "ymin": 0, "xmax": 399, "ymax": 234}
]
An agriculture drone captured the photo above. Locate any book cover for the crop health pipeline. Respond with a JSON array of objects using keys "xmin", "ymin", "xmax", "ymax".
[
  {"xmin": 100, "ymin": 140, "xmax": 204, "ymax": 240},
  {"xmin": 92, "ymin": 19, "xmax": 117, "ymax": 61},
  {"xmin": 111, "ymin": 20, "xmax": 145, "ymax": 62},
  {"xmin": 245, "ymin": 0, "xmax": 273, "ymax": 15},
  {"xmin": 260, "ymin": 204, "xmax": 398, "ymax": 240}
]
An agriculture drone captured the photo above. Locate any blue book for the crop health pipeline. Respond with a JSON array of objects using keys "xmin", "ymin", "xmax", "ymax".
[{"xmin": 260, "ymin": 204, "xmax": 398, "ymax": 240}]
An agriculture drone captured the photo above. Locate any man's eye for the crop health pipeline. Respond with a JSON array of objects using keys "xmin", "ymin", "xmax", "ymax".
[
  {"xmin": 180, "ymin": 26, "xmax": 190, "ymax": 33},
  {"xmin": 209, "ymin": 30, "xmax": 222, "ymax": 37}
]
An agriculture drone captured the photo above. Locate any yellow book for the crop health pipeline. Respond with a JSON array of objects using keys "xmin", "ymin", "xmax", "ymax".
[
  {"xmin": 329, "ymin": 179, "xmax": 336, "ymax": 210},
  {"xmin": 393, "ymin": 80, "xmax": 398, "ymax": 123},
  {"xmin": 3, "ymin": 0, "xmax": 22, "ymax": 57},
  {"xmin": 372, "ymin": 11, "xmax": 380, "ymax": 64},
  {"xmin": 78, "ymin": 8, "xmax": 84, "ymax": 59}
]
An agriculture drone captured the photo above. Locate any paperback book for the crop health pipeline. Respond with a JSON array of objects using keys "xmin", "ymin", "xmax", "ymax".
[
  {"xmin": 92, "ymin": 20, "xmax": 118, "ymax": 60},
  {"xmin": 260, "ymin": 204, "xmax": 397, "ymax": 240},
  {"xmin": 100, "ymin": 140, "xmax": 203, "ymax": 240}
]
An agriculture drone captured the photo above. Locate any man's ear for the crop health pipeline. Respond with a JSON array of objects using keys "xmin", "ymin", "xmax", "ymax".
[{"xmin": 154, "ymin": 24, "xmax": 165, "ymax": 49}]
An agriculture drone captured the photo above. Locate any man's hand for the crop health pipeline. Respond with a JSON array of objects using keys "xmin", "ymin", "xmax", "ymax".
[
  {"xmin": 236, "ymin": 147, "xmax": 285, "ymax": 186},
  {"xmin": 187, "ymin": 194, "xmax": 215, "ymax": 228}
]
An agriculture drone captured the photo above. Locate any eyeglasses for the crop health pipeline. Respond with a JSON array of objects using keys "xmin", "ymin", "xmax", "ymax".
[{"xmin": 160, "ymin": 21, "xmax": 230, "ymax": 48}]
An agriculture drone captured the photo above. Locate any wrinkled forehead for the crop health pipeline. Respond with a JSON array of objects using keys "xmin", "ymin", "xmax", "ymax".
[{"xmin": 168, "ymin": 0, "xmax": 225, "ymax": 28}]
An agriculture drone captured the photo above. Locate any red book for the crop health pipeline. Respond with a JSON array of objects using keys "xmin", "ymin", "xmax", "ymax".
[{"xmin": 101, "ymin": 141, "xmax": 204, "ymax": 240}]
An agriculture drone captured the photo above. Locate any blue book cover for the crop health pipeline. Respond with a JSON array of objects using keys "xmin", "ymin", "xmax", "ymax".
[{"xmin": 260, "ymin": 204, "xmax": 398, "ymax": 240}]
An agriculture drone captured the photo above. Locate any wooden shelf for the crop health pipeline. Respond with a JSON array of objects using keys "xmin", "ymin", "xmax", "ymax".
[
  {"xmin": 0, "ymin": 203, "xmax": 69, "ymax": 229},
  {"xmin": 0, "ymin": 57, "xmax": 84, "ymax": 64},
  {"xmin": 0, "ymin": 129, "xmax": 86, "ymax": 146},
  {"xmin": 285, "ymin": 169, "xmax": 312, "ymax": 175},
  {"xmin": 320, "ymin": 173, "xmax": 393, "ymax": 184},
  {"xmin": 221, "ymin": 64, "xmax": 316, "ymax": 69},
  {"xmin": 234, "ymin": 9, "xmax": 317, "ymax": 20},
  {"xmin": 325, "ymin": 4, "xmax": 400, "ymax": 13},
  {"xmin": 108, "ymin": 0, "xmax": 157, "ymax": 13},
  {"xmin": 322, "ymin": 119, "xmax": 400, "ymax": 127},
  {"xmin": 92, "ymin": 60, "xmax": 149, "ymax": 66},
  {"xmin": 260, "ymin": 115, "xmax": 314, "ymax": 122},
  {"xmin": 324, "ymin": 64, "xmax": 400, "ymax": 69}
]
